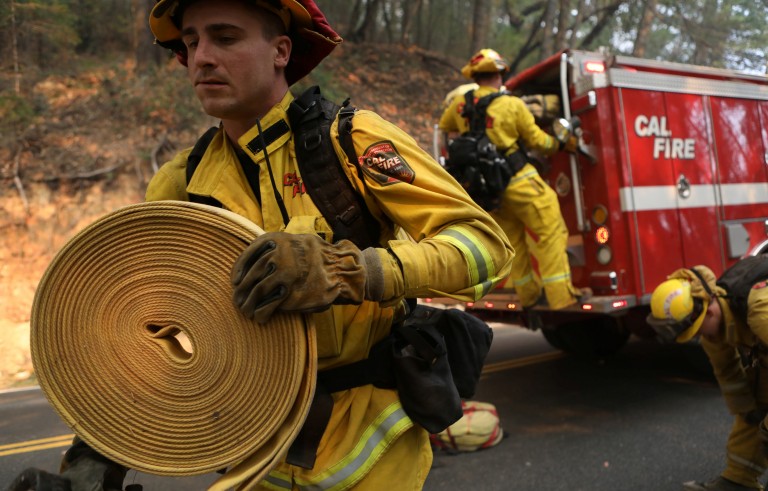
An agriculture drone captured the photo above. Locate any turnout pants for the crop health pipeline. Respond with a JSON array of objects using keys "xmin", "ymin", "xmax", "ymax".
[{"xmin": 492, "ymin": 164, "xmax": 578, "ymax": 310}]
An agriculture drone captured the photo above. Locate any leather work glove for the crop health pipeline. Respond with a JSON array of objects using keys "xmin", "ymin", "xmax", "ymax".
[
  {"xmin": 231, "ymin": 232, "xmax": 386, "ymax": 324},
  {"xmin": 743, "ymin": 408, "xmax": 768, "ymax": 426},
  {"xmin": 563, "ymin": 135, "xmax": 579, "ymax": 153},
  {"xmin": 760, "ymin": 420, "xmax": 768, "ymax": 458}
]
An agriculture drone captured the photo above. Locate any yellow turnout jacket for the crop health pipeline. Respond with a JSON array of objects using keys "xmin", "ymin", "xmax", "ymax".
[{"xmin": 146, "ymin": 90, "xmax": 513, "ymax": 490}]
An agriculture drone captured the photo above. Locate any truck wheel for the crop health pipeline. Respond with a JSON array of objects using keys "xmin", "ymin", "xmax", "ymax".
[
  {"xmin": 543, "ymin": 316, "xmax": 630, "ymax": 357},
  {"xmin": 540, "ymin": 327, "xmax": 567, "ymax": 350}
]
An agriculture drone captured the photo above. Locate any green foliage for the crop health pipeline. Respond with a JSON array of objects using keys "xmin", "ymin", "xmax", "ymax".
[
  {"xmin": 0, "ymin": 93, "xmax": 37, "ymax": 144},
  {"xmin": 6, "ymin": 0, "xmax": 80, "ymax": 70},
  {"xmin": 65, "ymin": 0, "xmax": 132, "ymax": 55}
]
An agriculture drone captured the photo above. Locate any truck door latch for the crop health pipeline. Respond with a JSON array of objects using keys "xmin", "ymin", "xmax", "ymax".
[{"xmin": 677, "ymin": 174, "xmax": 691, "ymax": 199}]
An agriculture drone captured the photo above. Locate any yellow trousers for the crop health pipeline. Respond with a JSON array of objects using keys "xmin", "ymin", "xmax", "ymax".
[
  {"xmin": 721, "ymin": 414, "xmax": 767, "ymax": 489},
  {"xmin": 492, "ymin": 164, "xmax": 577, "ymax": 309},
  {"xmin": 256, "ymin": 425, "xmax": 432, "ymax": 491}
]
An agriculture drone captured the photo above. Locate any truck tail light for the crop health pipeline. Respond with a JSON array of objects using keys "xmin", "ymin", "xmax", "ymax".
[
  {"xmin": 583, "ymin": 60, "xmax": 605, "ymax": 74},
  {"xmin": 595, "ymin": 226, "xmax": 610, "ymax": 244}
]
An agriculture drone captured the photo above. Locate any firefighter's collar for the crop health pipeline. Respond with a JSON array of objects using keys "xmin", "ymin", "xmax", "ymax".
[{"xmin": 239, "ymin": 91, "xmax": 294, "ymax": 161}]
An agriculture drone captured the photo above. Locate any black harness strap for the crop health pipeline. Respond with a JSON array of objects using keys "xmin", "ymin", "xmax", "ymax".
[
  {"xmin": 186, "ymin": 126, "xmax": 223, "ymax": 207},
  {"xmin": 287, "ymin": 86, "xmax": 380, "ymax": 250}
]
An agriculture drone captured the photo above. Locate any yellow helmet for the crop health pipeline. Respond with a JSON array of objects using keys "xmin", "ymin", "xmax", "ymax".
[
  {"xmin": 646, "ymin": 266, "xmax": 716, "ymax": 343},
  {"xmin": 461, "ymin": 49, "xmax": 509, "ymax": 79}
]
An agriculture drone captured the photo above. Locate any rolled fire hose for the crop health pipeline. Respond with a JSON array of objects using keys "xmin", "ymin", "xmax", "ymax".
[{"xmin": 30, "ymin": 201, "xmax": 317, "ymax": 488}]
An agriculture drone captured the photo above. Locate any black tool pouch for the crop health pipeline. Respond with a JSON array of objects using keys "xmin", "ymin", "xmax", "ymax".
[
  {"xmin": 390, "ymin": 306, "xmax": 494, "ymax": 433},
  {"xmin": 391, "ymin": 314, "xmax": 463, "ymax": 434},
  {"xmin": 300, "ymin": 305, "xmax": 494, "ymax": 456}
]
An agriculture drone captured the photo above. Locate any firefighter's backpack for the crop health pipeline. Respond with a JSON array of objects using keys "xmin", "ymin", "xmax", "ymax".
[
  {"xmin": 185, "ymin": 85, "xmax": 380, "ymax": 250},
  {"xmin": 445, "ymin": 90, "xmax": 523, "ymax": 212},
  {"xmin": 430, "ymin": 400, "xmax": 504, "ymax": 452},
  {"xmin": 715, "ymin": 256, "xmax": 768, "ymax": 322}
]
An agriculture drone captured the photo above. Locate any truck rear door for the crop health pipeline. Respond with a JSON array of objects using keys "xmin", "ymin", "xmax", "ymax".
[{"xmin": 619, "ymin": 89, "xmax": 720, "ymax": 292}]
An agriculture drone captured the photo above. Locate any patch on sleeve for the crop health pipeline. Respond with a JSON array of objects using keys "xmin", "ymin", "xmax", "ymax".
[
  {"xmin": 359, "ymin": 140, "xmax": 415, "ymax": 185},
  {"xmin": 752, "ymin": 281, "xmax": 768, "ymax": 290}
]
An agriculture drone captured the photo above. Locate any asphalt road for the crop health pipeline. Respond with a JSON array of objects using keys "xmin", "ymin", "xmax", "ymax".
[{"xmin": 0, "ymin": 323, "xmax": 737, "ymax": 490}]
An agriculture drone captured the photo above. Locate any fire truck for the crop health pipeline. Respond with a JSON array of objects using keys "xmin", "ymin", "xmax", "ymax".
[{"xmin": 431, "ymin": 49, "xmax": 768, "ymax": 357}]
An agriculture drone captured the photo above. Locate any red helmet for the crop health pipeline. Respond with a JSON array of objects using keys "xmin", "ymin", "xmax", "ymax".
[{"xmin": 149, "ymin": 0, "xmax": 341, "ymax": 85}]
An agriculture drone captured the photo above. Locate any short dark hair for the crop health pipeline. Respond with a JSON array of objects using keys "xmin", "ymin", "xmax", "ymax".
[{"xmin": 473, "ymin": 71, "xmax": 500, "ymax": 83}]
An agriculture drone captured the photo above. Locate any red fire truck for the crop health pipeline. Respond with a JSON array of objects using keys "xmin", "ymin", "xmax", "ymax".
[{"xmin": 432, "ymin": 49, "xmax": 768, "ymax": 356}]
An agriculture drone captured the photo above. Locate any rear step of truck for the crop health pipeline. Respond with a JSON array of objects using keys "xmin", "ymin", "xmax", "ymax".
[{"xmin": 424, "ymin": 291, "xmax": 636, "ymax": 314}]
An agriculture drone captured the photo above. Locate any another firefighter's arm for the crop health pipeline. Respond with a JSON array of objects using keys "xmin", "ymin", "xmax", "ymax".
[
  {"xmin": 506, "ymin": 97, "xmax": 559, "ymax": 157},
  {"xmin": 437, "ymin": 96, "xmax": 461, "ymax": 134},
  {"xmin": 747, "ymin": 285, "xmax": 768, "ymax": 344},
  {"xmin": 700, "ymin": 333, "xmax": 756, "ymax": 415},
  {"xmin": 334, "ymin": 110, "xmax": 514, "ymax": 304}
]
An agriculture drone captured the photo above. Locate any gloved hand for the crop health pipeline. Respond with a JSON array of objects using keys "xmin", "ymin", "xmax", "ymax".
[
  {"xmin": 562, "ymin": 135, "xmax": 579, "ymax": 153},
  {"xmin": 231, "ymin": 232, "xmax": 385, "ymax": 323},
  {"xmin": 743, "ymin": 408, "xmax": 768, "ymax": 426},
  {"xmin": 758, "ymin": 419, "xmax": 768, "ymax": 458}
]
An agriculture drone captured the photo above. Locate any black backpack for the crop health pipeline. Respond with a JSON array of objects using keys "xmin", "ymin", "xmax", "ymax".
[
  {"xmin": 445, "ymin": 90, "xmax": 524, "ymax": 212},
  {"xmin": 185, "ymin": 86, "xmax": 379, "ymax": 250},
  {"xmin": 715, "ymin": 256, "xmax": 768, "ymax": 321}
]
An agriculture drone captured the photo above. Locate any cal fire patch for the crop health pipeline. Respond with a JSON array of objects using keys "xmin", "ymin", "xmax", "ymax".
[{"xmin": 360, "ymin": 140, "xmax": 415, "ymax": 185}]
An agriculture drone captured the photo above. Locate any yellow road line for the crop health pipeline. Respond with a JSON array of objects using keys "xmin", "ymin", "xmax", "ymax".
[
  {"xmin": 482, "ymin": 351, "xmax": 565, "ymax": 374},
  {"xmin": 0, "ymin": 434, "xmax": 75, "ymax": 457},
  {"xmin": 0, "ymin": 352, "xmax": 563, "ymax": 457}
]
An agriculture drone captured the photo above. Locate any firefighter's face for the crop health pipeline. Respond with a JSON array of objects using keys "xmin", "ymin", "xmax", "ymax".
[
  {"xmin": 180, "ymin": 0, "xmax": 291, "ymax": 129},
  {"xmin": 698, "ymin": 297, "xmax": 723, "ymax": 341}
]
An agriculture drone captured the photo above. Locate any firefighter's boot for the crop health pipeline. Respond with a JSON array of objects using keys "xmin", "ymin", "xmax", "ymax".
[
  {"xmin": 682, "ymin": 476, "xmax": 762, "ymax": 491},
  {"xmin": 5, "ymin": 467, "xmax": 71, "ymax": 491},
  {"xmin": 5, "ymin": 456, "xmax": 129, "ymax": 491},
  {"xmin": 59, "ymin": 439, "xmax": 128, "ymax": 491}
]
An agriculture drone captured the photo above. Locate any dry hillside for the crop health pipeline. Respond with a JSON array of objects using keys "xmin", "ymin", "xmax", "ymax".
[{"xmin": 0, "ymin": 43, "xmax": 466, "ymax": 389}]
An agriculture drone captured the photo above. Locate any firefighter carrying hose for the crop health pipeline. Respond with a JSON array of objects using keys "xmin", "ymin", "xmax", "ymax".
[
  {"xmin": 438, "ymin": 48, "xmax": 589, "ymax": 311},
  {"xmin": 6, "ymin": 1, "xmax": 514, "ymax": 490},
  {"xmin": 647, "ymin": 257, "xmax": 768, "ymax": 491}
]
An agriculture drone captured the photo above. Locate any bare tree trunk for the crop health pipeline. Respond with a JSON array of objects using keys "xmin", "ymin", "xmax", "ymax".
[
  {"xmin": 632, "ymin": 0, "xmax": 657, "ymax": 58},
  {"xmin": 134, "ymin": 0, "xmax": 165, "ymax": 72},
  {"xmin": 11, "ymin": 0, "xmax": 21, "ymax": 95},
  {"xmin": 399, "ymin": 0, "xmax": 422, "ymax": 45},
  {"xmin": 381, "ymin": 0, "xmax": 394, "ymax": 43},
  {"xmin": 692, "ymin": 0, "xmax": 719, "ymax": 65},
  {"xmin": 540, "ymin": 0, "xmax": 557, "ymax": 57},
  {"xmin": 577, "ymin": 1, "xmax": 623, "ymax": 48},
  {"xmin": 470, "ymin": 0, "xmax": 490, "ymax": 54},
  {"xmin": 348, "ymin": 0, "xmax": 382, "ymax": 43},
  {"xmin": 554, "ymin": 0, "xmax": 570, "ymax": 51}
]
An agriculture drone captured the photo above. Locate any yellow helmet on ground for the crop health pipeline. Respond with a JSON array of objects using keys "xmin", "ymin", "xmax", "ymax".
[
  {"xmin": 646, "ymin": 266, "xmax": 716, "ymax": 343},
  {"xmin": 461, "ymin": 49, "xmax": 509, "ymax": 79}
]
